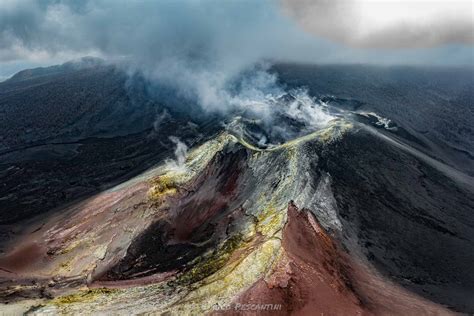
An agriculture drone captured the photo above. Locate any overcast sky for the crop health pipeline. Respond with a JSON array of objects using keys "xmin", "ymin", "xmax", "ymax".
[{"xmin": 0, "ymin": 0, "xmax": 473, "ymax": 80}]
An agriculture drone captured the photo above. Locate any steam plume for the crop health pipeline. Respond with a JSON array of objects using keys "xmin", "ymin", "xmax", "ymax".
[{"xmin": 166, "ymin": 136, "xmax": 189, "ymax": 172}]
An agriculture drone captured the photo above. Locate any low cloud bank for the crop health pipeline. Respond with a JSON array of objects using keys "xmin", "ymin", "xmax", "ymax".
[{"xmin": 281, "ymin": 0, "xmax": 474, "ymax": 48}]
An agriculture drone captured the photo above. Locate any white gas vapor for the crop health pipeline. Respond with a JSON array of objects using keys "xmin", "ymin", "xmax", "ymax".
[{"xmin": 166, "ymin": 136, "xmax": 188, "ymax": 172}]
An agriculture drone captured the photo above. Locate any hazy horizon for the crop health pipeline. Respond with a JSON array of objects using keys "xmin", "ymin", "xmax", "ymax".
[{"xmin": 1, "ymin": 0, "xmax": 473, "ymax": 81}]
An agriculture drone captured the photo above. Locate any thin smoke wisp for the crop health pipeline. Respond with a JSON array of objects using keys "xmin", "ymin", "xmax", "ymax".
[{"xmin": 166, "ymin": 136, "xmax": 189, "ymax": 173}]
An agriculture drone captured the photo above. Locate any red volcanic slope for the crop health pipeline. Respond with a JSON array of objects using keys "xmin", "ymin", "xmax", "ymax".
[{"xmin": 232, "ymin": 203, "xmax": 452, "ymax": 316}]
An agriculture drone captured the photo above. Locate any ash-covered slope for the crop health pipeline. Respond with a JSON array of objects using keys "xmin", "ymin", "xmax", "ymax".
[
  {"xmin": 274, "ymin": 64, "xmax": 474, "ymax": 176},
  {"xmin": 0, "ymin": 60, "xmax": 220, "ymax": 224},
  {"xmin": 0, "ymin": 58, "xmax": 158, "ymax": 149},
  {"xmin": 0, "ymin": 63, "xmax": 473, "ymax": 315}
]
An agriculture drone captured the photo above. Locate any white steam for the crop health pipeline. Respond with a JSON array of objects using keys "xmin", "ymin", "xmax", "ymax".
[
  {"xmin": 166, "ymin": 136, "xmax": 188, "ymax": 173},
  {"xmin": 153, "ymin": 109, "xmax": 171, "ymax": 132},
  {"xmin": 284, "ymin": 89, "xmax": 334, "ymax": 128}
]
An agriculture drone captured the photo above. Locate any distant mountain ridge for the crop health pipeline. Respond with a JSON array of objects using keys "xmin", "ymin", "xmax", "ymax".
[
  {"xmin": 0, "ymin": 57, "xmax": 158, "ymax": 152},
  {"xmin": 6, "ymin": 57, "xmax": 105, "ymax": 83}
]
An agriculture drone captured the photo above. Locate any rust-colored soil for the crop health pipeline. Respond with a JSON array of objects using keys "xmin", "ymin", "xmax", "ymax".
[{"xmin": 231, "ymin": 202, "xmax": 452, "ymax": 316}]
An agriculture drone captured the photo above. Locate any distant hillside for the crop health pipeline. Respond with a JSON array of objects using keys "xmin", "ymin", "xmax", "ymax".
[
  {"xmin": 5, "ymin": 57, "xmax": 104, "ymax": 83},
  {"xmin": 0, "ymin": 58, "xmax": 157, "ymax": 152}
]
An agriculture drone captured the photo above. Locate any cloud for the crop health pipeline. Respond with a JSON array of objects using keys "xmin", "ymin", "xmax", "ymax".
[
  {"xmin": 0, "ymin": 1, "xmax": 303, "ymax": 64},
  {"xmin": 281, "ymin": 0, "xmax": 474, "ymax": 48},
  {"xmin": 1, "ymin": 0, "xmax": 472, "ymax": 72}
]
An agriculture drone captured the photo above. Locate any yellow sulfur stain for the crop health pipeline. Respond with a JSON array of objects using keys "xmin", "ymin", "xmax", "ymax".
[
  {"xmin": 176, "ymin": 234, "xmax": 244, "ymax": 287},
  {"xmin": 52, "ymin": 288, "xmax": 118, "ymax": 306},
  {"xmin": 256, "ymin": 205, "xmax": 286, "ymax": 237},
  {"xmin": 148, "ymin": 174, "xmax": 179, "ymax": 201},
  {"xmin": 169, "ymin": 238, "xmax": 282, "ymax": 315}
]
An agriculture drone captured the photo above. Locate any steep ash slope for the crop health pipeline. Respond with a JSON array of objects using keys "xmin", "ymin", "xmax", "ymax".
[
  {"xmin": 320, "ymin": 128, "xmax": 474, "ymax": 312},
  {"xmin": 274, "ymin": 64, "xmax": 474, "ymax": 175}
]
